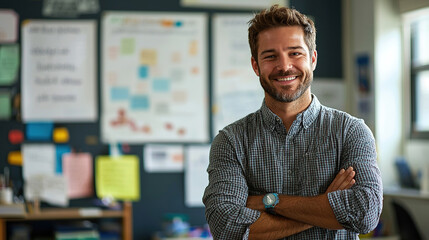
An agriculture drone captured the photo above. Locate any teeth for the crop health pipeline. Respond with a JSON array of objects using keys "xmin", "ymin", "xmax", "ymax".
[{"xmin": 277, "ymin": 76, "xmax": 296, "ymax": 81}]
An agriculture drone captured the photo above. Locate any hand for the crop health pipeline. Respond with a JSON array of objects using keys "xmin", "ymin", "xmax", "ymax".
[
  {"xmin": 246, "ymin": 195, "xmax": 265, "ymax": 212},
  {"xmin": 325, "ymin": 167, "xmax": 355, "ymax": 193}
]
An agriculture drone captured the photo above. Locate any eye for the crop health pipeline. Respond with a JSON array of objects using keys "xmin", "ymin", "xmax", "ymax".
[
  {"xmin": 263, "ymin": 55, "xmax": 275, "ymax": 59},
  {"xmin": 291, "ymin": 52, "xmax": 302, "ymax": 56}
]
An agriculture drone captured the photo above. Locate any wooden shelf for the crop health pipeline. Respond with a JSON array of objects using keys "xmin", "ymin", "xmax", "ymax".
[{"xmin": 0, "ymin": 202, "xmax": 132, "ymax": 240}]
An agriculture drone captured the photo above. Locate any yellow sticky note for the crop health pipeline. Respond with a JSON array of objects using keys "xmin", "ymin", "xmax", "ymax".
[
  {"xmin": 140, "ymin": 49, "xmax": 157, "ymax": 65},
  {"xmin": 8, "ymin": 151, "xmax": 22, "ymax": 166},
  {"xmin": 96, "ymin": 155, "xmax": 140, "ymax": 201},
  {"xmin": 53, "ymin": 127, "xmax": 69, "ymax": 143}
]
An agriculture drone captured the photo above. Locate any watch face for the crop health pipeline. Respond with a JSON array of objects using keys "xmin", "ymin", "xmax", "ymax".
[{"xmin": 264, "ymin": 193, "xmax": 276, "ymax": 205}]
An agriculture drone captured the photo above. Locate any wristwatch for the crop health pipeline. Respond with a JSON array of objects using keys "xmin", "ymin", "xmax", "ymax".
[{"xmin": 262, "ymin": 193, "xmax": 279, "ymax": 215}]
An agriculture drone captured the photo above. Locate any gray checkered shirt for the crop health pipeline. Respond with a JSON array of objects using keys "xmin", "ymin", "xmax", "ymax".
[{"xmin": 203, "ymin": 95, "xmax": 383, "ymax": 239}]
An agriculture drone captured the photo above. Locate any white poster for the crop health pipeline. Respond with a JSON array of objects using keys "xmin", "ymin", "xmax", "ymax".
[
  {"xmin": 185, "ymin": 145, "xmax": 210, "ymax": 207},
  {"xmin": 212, "ymin": 14, "xmax": 264, "ymax": 136},
  {"xmin": 182, "ymin": 0, "xmax": 288, "ymax": 9},
  {"xmin": 144, "ymin": 144, "xmax": 184, "ymax": 173},
  {"xmin": 22, "ymin": 144, "xmax": 56, "ymax": 180},
  {"xmin": 102, "ymin": 12, "xmax": 208, "ymax": 143},
  {"xmin": 21, "ymin": 20, "xmax": 97, "ymax": 122}
]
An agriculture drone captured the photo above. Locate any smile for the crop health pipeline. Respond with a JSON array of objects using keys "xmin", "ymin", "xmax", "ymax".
[{"xmin": 276, "ymin": 76, "xmax": 297, "ymax": 81}]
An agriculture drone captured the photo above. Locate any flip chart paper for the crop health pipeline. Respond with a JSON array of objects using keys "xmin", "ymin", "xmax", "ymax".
[
  {"xmin": 185, "ymin": 145, "xmax": 210, "ymax": 207},
  {"xmin": 0, "ymin": 44, "xmax": 19, "ymax": 85},
  {"xmin": 102, "ymin": 12, "xmax": 208, "ymax": 143},
  {"xmin": 0, "ymin": 9, "xmax": 18, "ymax": 43},
  {"xmin": 144, "ymin": 144, "xmax": 184, "ymax": 173},
  {"xmin": 22, "ymin": 144, "xmax": 56, "ymax": 180},
  {"xmin": 63, "ymin": 153, "xmax": 93, "ymax": 198},
  {"xmin": 21, "ymin": 20, "xmax": 97, "ymax": 122},
  {"xmin": 96, "ymin": 155, "xmax": 140, "ymax": 201}
]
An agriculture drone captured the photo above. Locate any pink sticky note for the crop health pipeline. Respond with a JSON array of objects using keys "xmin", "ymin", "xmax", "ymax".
[{"xmin": 62, "ymin": 153, "xmax": 93, "ymax": 199}]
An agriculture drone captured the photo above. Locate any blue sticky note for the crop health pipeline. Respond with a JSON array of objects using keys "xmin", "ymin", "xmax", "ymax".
[
  {"xmin": 56, "ymin": 145, "xmax": 71, "ymax": 173},
  {"xmin": 153, "ymin": 78, "xmax": 170, "ymax": 92},
  {"xmin": 111, "ymin": 87, "xmax": 129, "ymax": 101},
  {"xmin": 139, "ymin": 65, "xmax": 149, "ymax": 79},
  {"xmin": 130, "ymin": 96, "xmax": 149, "ymax": 110},
  {"xmin": 26, "ymin": 122, "xmax": 54, "ymax": 141}
]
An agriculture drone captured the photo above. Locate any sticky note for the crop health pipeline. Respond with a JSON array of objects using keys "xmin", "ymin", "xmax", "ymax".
[
  {"xmin": 130, "ymin": 96, "xmax": 149, "ymax": 110},
  {"xmin": 96, "ymin": 155, "xmax": 140, "ymax": 201},
  {"xmin": 53, "ymin": 127, "xmax": 69, "ymax": 143},
  {"xmin": 8, "ymin": 151, "xmax": 22, "ymax": 166},
  {"xmin": 0, "ymin": 44, "xmax": 19, "ymax": 85},
  {"xmin": 8, "ymin": 129, "xmax": 24, "ymax": 144},
  {"xmin": 153, "ymin": 78, "xmax": 170, "ymax": 92},
  {"xmin": 0, "ymin": 93, "xmax": 11, "ymax": 119},
  {"xmin": 55, "ymin": 145, "xmax": 71, "ymax": 173},
  {"xmin": 63, "ymin": 153, "xmax": 93, "ymax": 198},
  {"xmin": 111, "ymin": 87, "xmax": 129, "ymax": 101},
  {"xmin": 26, "ymin": 122, "xmax": 53, "ymax": 140},
  {"xmin": 121, "ymin": 38, "xmax": 135, "ymax": 55},
  {"xmin": 138, "ymin": 65, "xmax": 149, "ymax": 79},
  {"xmin": 140, "ymin": 49, "xmax": 157, "ymax": 65}
]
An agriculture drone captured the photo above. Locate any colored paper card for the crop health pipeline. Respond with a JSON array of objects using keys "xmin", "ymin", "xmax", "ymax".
[
  {"xmin": 8, "ymin": 129, "xmax": 24, "ymax": 144},
  {"xmin": 26, "ymin": 122, "xmax": 54, "ymax": 140},
  {"xmin": 144, "ymin": 144, "xmax": 184, "ymax": 172},
  {"xmin": 8, "ymin": 151, "xmax": 22, "ymax": 166},
  {"xmin": 0, "ymin": 9, "xmax": 18, "ymax": 43},
  {"xmin": 138, "ymin": 65, "xmax": 149, "ymax": 79},
  {"xmin": 96, "ymin": 155, "xmax": 140, "ymax": 201},
  {"xmin": 24, "ymin": 175, "xmax": 69, "ymax": 207},
  {"xmin": 140, "ymin": 49, "xmax": 157, "ymax": 65},
  {"xmin": 0, "ymin": 92, "xmax": 11, "ymax": 119},
  {"xmin": 55, "ymin": 145, "xmax": 71, "ymax": 173},
  {"xmin": 121, "ymin": 38, "xmax": 135, "ymax": 55},
  {"xmin": 153, "ymin": 78, "xmax": 170, "ymax": 92},
  {"xmin": 22, "ymin": 144, "xmax": 56, "ymax": 180},
  {"xmin": 130, "ymin": 96, "xmax": 149, "ymax": 110},
  {"xmin": 53, "ymin": 127, "xmax": 69, "ymax": 143},
  {"xmin": 111, "ymin": 87, "xmax": 129, "ymax": 101},
  {"xmin": 63, "ymin": 153, "xmax": 93, "ymax": 198},
  {"xmin": 0, "ymin": 44, "xmax": 19, "ymax": 85}
]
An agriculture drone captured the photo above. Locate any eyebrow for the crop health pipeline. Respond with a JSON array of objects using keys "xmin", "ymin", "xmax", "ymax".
[{"xmin": 260, "ymin": 46, "xmax": 306, "ymax": 56}]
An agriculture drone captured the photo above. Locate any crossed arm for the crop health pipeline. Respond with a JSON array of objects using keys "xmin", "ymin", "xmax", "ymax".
[{"xmin": 246, "ymin": 167, "xmax": 356, "ymax": 240}]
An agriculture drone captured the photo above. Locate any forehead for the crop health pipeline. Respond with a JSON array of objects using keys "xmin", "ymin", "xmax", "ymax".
[{"xmin": 257, "ymin": 26, "xmax": 307, "ymax": 52}]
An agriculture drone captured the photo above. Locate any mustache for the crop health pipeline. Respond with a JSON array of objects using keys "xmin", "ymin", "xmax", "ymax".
[{"xmin": 269, "ymin": 70, "xmax": 302, "ymax": 79}]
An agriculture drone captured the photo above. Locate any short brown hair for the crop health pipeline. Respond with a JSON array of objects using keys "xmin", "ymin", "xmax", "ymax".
[{"xmin": 248, "ymin": 5, "xmax": 316, "ymax": 62}]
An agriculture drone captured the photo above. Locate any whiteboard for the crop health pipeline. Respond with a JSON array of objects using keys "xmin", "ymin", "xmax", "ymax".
[{"xmin": 101, "ymin": 12, "xmax": 209, "ymax": 143}]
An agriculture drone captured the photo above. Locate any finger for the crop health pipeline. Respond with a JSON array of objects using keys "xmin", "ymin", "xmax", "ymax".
[
  {"xmin": 337, "ymin": 170, "xmax": 355, "ymax": 190},
  {"xmin": 328, "ymin": 168, "xmax": 346, "ymax": 191}
]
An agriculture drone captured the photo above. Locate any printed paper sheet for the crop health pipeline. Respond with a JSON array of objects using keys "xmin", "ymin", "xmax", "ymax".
[{"xmin": 21, "ymin": 20, "xmax": 97, "ymax": 122}]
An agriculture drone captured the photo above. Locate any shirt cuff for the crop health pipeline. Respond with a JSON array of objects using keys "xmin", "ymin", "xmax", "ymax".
[{"xmin": 327, "ymin": 190, "xmax": 350, "ymax": 226}]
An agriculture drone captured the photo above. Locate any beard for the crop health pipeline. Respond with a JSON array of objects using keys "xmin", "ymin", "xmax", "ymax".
[{"xmin": 259, "ymin": 69, "xmax": 312, "ymax": 103}]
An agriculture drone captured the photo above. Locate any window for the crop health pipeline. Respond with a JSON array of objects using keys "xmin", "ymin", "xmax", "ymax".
[{"xmin": 409, "ymin": 13, "xmax": 429, "ymax": 138}]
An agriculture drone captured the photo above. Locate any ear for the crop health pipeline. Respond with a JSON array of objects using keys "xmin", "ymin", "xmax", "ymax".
[
  {"xmin": 311, "ymin": 50, "xmax": 318, "ymax": 71},
  {"xmin": 251, "ymin": 56, "xmax": 260, "ymax": 76}
]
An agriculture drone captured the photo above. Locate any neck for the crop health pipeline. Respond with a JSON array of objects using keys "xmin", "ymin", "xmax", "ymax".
[{"xmin": 265, "ymin": 90, "xmax": 312, "ymax": 131}]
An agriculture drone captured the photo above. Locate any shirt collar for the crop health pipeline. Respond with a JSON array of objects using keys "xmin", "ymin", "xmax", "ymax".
[{"xmin": 261, "ymin": 94, "xmax": 321, "ymax": 131}]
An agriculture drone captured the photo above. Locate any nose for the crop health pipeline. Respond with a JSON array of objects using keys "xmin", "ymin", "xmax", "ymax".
[{"xmin": 275, "ymin": 54, "xmax": 293, "ymax": 72}]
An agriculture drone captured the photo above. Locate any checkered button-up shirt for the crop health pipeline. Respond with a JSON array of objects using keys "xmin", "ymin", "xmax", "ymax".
[{"xmin": 203, "ymin": 95, "xmax": 383, "ymax": 240}]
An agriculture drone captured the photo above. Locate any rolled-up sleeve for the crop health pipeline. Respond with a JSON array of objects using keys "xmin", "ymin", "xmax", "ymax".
[
  {"xmin": 327, "ymin": 120, "xmax": 383, "ymax": 234},
  {"xmin": 203, "ymin": 131, "xmax": 260, "ymax": 239}
]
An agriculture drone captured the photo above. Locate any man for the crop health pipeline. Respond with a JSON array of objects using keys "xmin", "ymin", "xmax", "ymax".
[{"xmin": 203, "ymin": 5, "xmax": 383, "ymax": 240}]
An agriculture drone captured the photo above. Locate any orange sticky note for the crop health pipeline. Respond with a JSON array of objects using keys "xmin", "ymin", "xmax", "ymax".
[
  {"xmin": 53, "ymin": 127, "xmax": 69, "ymax": 143},
  {"xmin": 8, "ymin": 151, "xmax": 22, "ymax": 165}
]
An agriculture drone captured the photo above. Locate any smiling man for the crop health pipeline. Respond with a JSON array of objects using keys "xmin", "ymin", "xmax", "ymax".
[{"xmin": 203, "ymin": 5, "xmax": 383, "ymax": 240}]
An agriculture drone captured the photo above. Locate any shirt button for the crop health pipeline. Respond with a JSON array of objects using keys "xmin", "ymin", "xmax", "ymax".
[{"xmin": 287, "ymin": 170, "xmax": 292, "ymax": 174}]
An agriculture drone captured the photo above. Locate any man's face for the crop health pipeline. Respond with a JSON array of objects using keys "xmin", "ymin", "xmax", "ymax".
[{"xmin": 251, "ymin": 26, "xmax": 317, "ymax": 103}]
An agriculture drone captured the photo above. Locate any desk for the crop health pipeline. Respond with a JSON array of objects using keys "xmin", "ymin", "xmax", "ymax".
[
  {"xmin": 383, "ymin": 187, "xmax": 429, "ymax": 239},
  {"xmin": 0, "ymin": 202, "xmax": 132, "ymax": 240}
]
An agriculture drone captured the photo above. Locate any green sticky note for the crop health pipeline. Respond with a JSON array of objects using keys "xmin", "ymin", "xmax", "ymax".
[
  {"xmin": 0, "ymin": 93, "xmax": 11, "ymax": 119},
  {"xmin": 121, "ymin": 38, "xmax": 135, "ymax": 55},
  {"xmin": 0, "ymin": 44, "xmax": 20, "ymax": 85}
]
